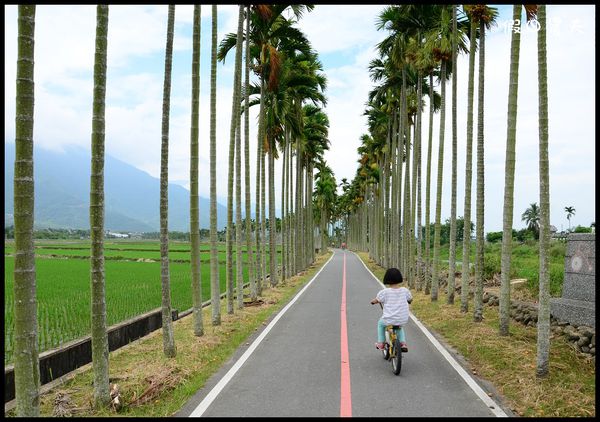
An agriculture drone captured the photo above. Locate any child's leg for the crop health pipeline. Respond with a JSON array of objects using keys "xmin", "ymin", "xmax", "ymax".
[
  {"xmin": 377, "ymin": 318, "xmax": 386, "ymax": 343},
  {"xmin": 396, "ymin": 326, "xmax": 406, "ymax": 343}
]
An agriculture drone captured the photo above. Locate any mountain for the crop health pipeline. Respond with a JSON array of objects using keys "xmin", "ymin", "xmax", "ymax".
[{"xmin": 4, "ymin": 143, "xmax": 227, "ymax": 231}]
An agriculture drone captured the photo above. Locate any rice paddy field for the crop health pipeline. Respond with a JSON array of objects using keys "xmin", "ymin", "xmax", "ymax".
[{"xmin": 4, "ymin": 240, "xmax": 280, "ymax": 366}]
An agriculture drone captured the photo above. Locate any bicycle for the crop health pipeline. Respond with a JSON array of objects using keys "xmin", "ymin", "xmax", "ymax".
[{"xmin": 376, "ymin": 303, "xmax": 403, "ymax": 375}]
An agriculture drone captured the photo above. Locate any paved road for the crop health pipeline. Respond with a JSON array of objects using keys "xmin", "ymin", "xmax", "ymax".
[{"xmin": 178, "ymin": 249, "xmax": 508, "ymax": 417}]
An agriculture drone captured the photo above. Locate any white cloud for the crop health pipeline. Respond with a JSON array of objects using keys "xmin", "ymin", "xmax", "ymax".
[
  {"xmin": 4, "ymin": 5, "xmax": 595, "ymax": 232},
  {"xmin": 299, "ymin": 5, "xmax": 385, "ymax": 54}
]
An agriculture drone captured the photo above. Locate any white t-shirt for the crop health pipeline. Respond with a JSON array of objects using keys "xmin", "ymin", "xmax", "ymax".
[{"xmin": 376, "ymin": 286, "xmax": 412, "ymax": 326}]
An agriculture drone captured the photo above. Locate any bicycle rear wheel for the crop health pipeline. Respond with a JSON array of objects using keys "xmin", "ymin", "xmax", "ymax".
[
  {"xmin": 382, "ymin": 342, "xmax": 390, "ymax": 360},
  {"xmin": 391, "ymin": 338, "xmax": 402, "ymax": 375}
]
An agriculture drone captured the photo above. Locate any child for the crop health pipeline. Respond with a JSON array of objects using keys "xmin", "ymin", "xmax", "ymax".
[{"xmin": 370, "ymin": 267, "xmax": 412, "ymax": 352}]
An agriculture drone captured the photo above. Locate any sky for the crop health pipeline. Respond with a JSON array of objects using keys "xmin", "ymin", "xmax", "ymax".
[{"xmin": 4, "ymin": 5, "xmax": 596, "ymax": 233}]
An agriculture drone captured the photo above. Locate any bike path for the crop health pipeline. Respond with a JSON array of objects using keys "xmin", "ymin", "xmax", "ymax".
[{"xmin": 178, "ymin": 249, "xmax": 508, "ymax": 417}]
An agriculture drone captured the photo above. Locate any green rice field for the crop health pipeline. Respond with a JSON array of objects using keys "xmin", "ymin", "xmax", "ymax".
[{"xmin": 4, "ymin": 240, "xmax": 280, "ymax": 365}]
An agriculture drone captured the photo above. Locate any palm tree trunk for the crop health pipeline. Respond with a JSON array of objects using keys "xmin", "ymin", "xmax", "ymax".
[
  {"xmin": 305, "ymin": 163, "xmax": 312, "ymax": 265},
  {"xmin": 536, "ymin": 4, "xmax": 551, "ymax": 377},
  {"xmin": 190, "ymin": 4, "xmax": 204, "ymax": 336},
  {"xmin": 473, "ymin": 18, "xmax": 486, "ymax": 323},
  {"xmin": 13, "ymin": 5, "xmax": 40, "ymax": 416},
  {"xmin": 226, "ymin": 111, "xmax": 234, "ymax": 315},
  {"xmin": 90, "ymin": 4, "xmax": 110, "ymax": 406},
  {"xmin": 243, "ymin": 5, "xmax": 256, "ymax": 302},
  {"xmin": 432, "ymin": 60, "xmax": 447, "ymax": 302},
  {"xmin": 402, "ymin": 70, "xmax": 412, "ymax": 288},
  {"xmin": 389, "ymin": 113, "xmax": 397, "ymax": 268},
  {"xmin": 281, "ymin": 131, "xmax": 287, "ymax": 281},
  {"xmin": 209, "ymin": 5, "xmax": 221, "ymax": 326},
  {"xmin": 285, "ymin": 133, "xmax": 293, "ymax": 277},
  {"xmin": 261, "ymin": 133, "xmax": 267, "ymax": 285},
  {"xmin": 254, "ymin": 86, "xmax": 263, "ymax": 296},
  {"xmin": 415, "ymin": 71, "xmax": 423, "ymax": 291},
  {"xmin": 234, "ymin": 6, "xmax": 244, "ymax": 310},
  {"xmin": 462, "ymin": 17, "xmax": 476, "ymax": 315},
  {"xmin": 295, "ymin": 146, "xmax": 301, "ymax": 271},
  {"xmin": 378, "ymin": 163, "xmax": 383, "ymax": 265},
  {"xmin": 235, "ymin": 117, "xmax": 243, "ymax": 309},
  {"xmin": 396, "ymin": 108, "xmax": 403, "ymax": 269},
  {"xmin": 404, "ymin": 121, "xmax": 412, "ymax": 287},
  {"xmin": 159, "ymin": 4, "xmax": 177, "ymax": 357},
  {"xmin": 297, "ymin": 152, "xmax": 304, "ymax": 270},
  {"xmin": 424, "ymin": 72, "xmax": 434, "ymax": 295},
  {"xmin": 227, "ymin": 5, "xmax": 245, "ymax": 314},
  {"xmin": 447, "ymin": 5, "xmax": 458, "ymax": 305},
  {"xmin": 289, "ymin": 141, "xmax": 296, "ymax": 275},
  {"xmin": 269, "ymin": 140, "xmax": 277, "ymax": 286},
  {"xmin": 383, "ymin": 145, "xmax": 390, "ymax": 268},
  {"xmin": 411, "ymin": 101, "xmax": 419, "ymax": 290},
  {"xmin": 499, "ymin": 4, "xmax": 522, "ymax": 336}
]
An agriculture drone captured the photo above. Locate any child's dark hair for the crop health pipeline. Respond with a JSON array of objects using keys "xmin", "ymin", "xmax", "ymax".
[{"xmin": 383, "ymin": 268, "xmax": 403, "ymax": 285}]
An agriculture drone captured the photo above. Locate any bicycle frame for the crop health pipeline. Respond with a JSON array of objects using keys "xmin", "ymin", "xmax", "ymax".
[{"xmin": 377, "ymin": 302, "xmax": 403, "ymax": 374}]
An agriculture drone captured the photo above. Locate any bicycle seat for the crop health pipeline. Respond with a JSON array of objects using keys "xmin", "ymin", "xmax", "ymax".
[{"xmin": 387, "ymin": 325, "xmax": 402, "ymax": 330}]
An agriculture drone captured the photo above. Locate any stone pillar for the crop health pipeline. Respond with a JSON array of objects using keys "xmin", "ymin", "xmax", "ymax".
[{"xmin": 550, "ymin": 233, "xmax": 595, "ymax": 328}]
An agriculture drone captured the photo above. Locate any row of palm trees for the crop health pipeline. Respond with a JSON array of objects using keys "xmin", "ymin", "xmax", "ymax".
[
  {"xmin": 338, "ymin": 4, "xmax": 553, "ymax": 378},
  {"xmin": 11, "ymin": 4, "xmax": 334, "ymax": 415}
]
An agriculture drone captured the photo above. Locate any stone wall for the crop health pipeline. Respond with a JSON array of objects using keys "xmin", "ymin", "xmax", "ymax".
[{"xmin": 483, "ymin": 291, "xmax": 595, "ymax": 358}]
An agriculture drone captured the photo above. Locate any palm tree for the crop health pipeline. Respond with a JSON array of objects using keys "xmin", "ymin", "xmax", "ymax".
[
  {"xmin": 235, "ymin": 119, "xmax": 244, "ymax": 309},
  {"xmin": 536, "ymin": 4, "xmax": 551, "ymax": 378},
  {"xmin": 226, "ymin": 5, "xmax": 245, "ymax": 314},
  {"xmin": 430, "ymin": 5, "xmax": 453, "ymax": 302},
  {"xmin": 159, "ymin": 4, "xmax": 177, "ymax": 358},
  {"xmin": 424, "ymin": 62, "xmax": 435, "ymax": 295},
  {"xmin": 460, "ymin": 4, "xmax": 478, "ymax": 314},
  {"xmin": 220, "ymin": 5, "xmax": 316, "ymax": 287},
  {"xmin": 243, "ymin": 6, "xmax": 257, "ymax": 303},
  {"xmin": 565, "ymin": 206, "xmax": 575, "ymax": 231},
  {"xmin": 499, "ymin": 4, "xmax": 537, "ymax": 336},
  {"xmin": 234, "ymin": 6, "xmax": 245, "ymax": 310},
  {"xmin": 255, "ymin": 87, "xmax": 263, "ymax": 295},
  {"xmin": 522, "ymin": 202, "xmax": 540, "ymax": 239},
  {"xmin": 256, "ymin": 5, "xmax": 314, "ymax": 287},
  {"xmin": 209, "ymin": 5, "xmax": 221, "ymax": 326},
  {"xmin": 314, "ymin": 164, "xmax": 336, "ymax": 251},
  {"xmin": 13, "ymin": 5, "xmax": 40, "ymax": 416},
  {"xmin": 189, "ymin": 4, "xmax": 204, "ymax": 337},
  {"xmin": 447, "ymin": 4, "xmax": 459, "ymax": 304},
  {"xmin": 471, "ymin": 4, "xmax": 497, "ymax": 323},
  {"xmin": 89, "ymin": 4, "xmax": 110, "ymax": 406}
]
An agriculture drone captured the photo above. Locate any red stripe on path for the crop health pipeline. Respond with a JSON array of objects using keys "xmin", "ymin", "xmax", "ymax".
[{"xmin": 340, "ymin": 252, "xmax": 352, "ymax": 417}]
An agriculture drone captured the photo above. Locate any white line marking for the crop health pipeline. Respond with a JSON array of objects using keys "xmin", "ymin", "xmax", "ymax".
[
  {"xmin": 189, "ymin": 252, "xmax": 337, "ymax": 417},
  {"xmin": 353, "ymin": 252, "xmax": 508, "ymax": 418}
]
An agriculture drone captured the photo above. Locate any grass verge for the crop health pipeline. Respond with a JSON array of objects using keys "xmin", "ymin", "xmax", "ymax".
[
  {"xmin": 5, "ymin": 251, "xmax": 332, "ymax": 417},
  {"xmin": 357, "ymin": 252, "xmax": 595, "ymax": 418}
]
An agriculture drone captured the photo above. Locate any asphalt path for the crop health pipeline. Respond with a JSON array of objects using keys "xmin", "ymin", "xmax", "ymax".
[{"xmin": 178, "ymin": 249, "xmax": 509, "ymax": 417}]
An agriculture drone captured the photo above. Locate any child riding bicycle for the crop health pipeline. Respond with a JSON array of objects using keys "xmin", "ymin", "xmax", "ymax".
[{"xmin": 370, "ymin": 267, "xmax": 412, "ymax": 352}]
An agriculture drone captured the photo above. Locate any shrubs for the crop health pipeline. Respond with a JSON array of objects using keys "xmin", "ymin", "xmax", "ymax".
[
  {"xmin": 549, "ymin": 241, "xmax": 566, "ymax": 259},
  {"xmin": 573, "ymin": 225, "xmax": 592, "ymax": 233},
  {"xmin": 482, "ymin": 253, "xmax": 501, "ymax": 280},
  {"xmin": 486, "ymin": 231, "xmax": 503, "ymax": 243}
]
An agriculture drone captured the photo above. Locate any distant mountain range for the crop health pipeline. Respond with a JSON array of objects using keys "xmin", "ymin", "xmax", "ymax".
[{"xmin": 4, "ymin": 143, "xmax": 227, "ymax": 232}]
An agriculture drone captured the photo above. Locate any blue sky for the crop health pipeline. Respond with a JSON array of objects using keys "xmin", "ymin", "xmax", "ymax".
[{"xmin": 4, "ymin": 5, "xmax": 595, "ymax": 232}]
